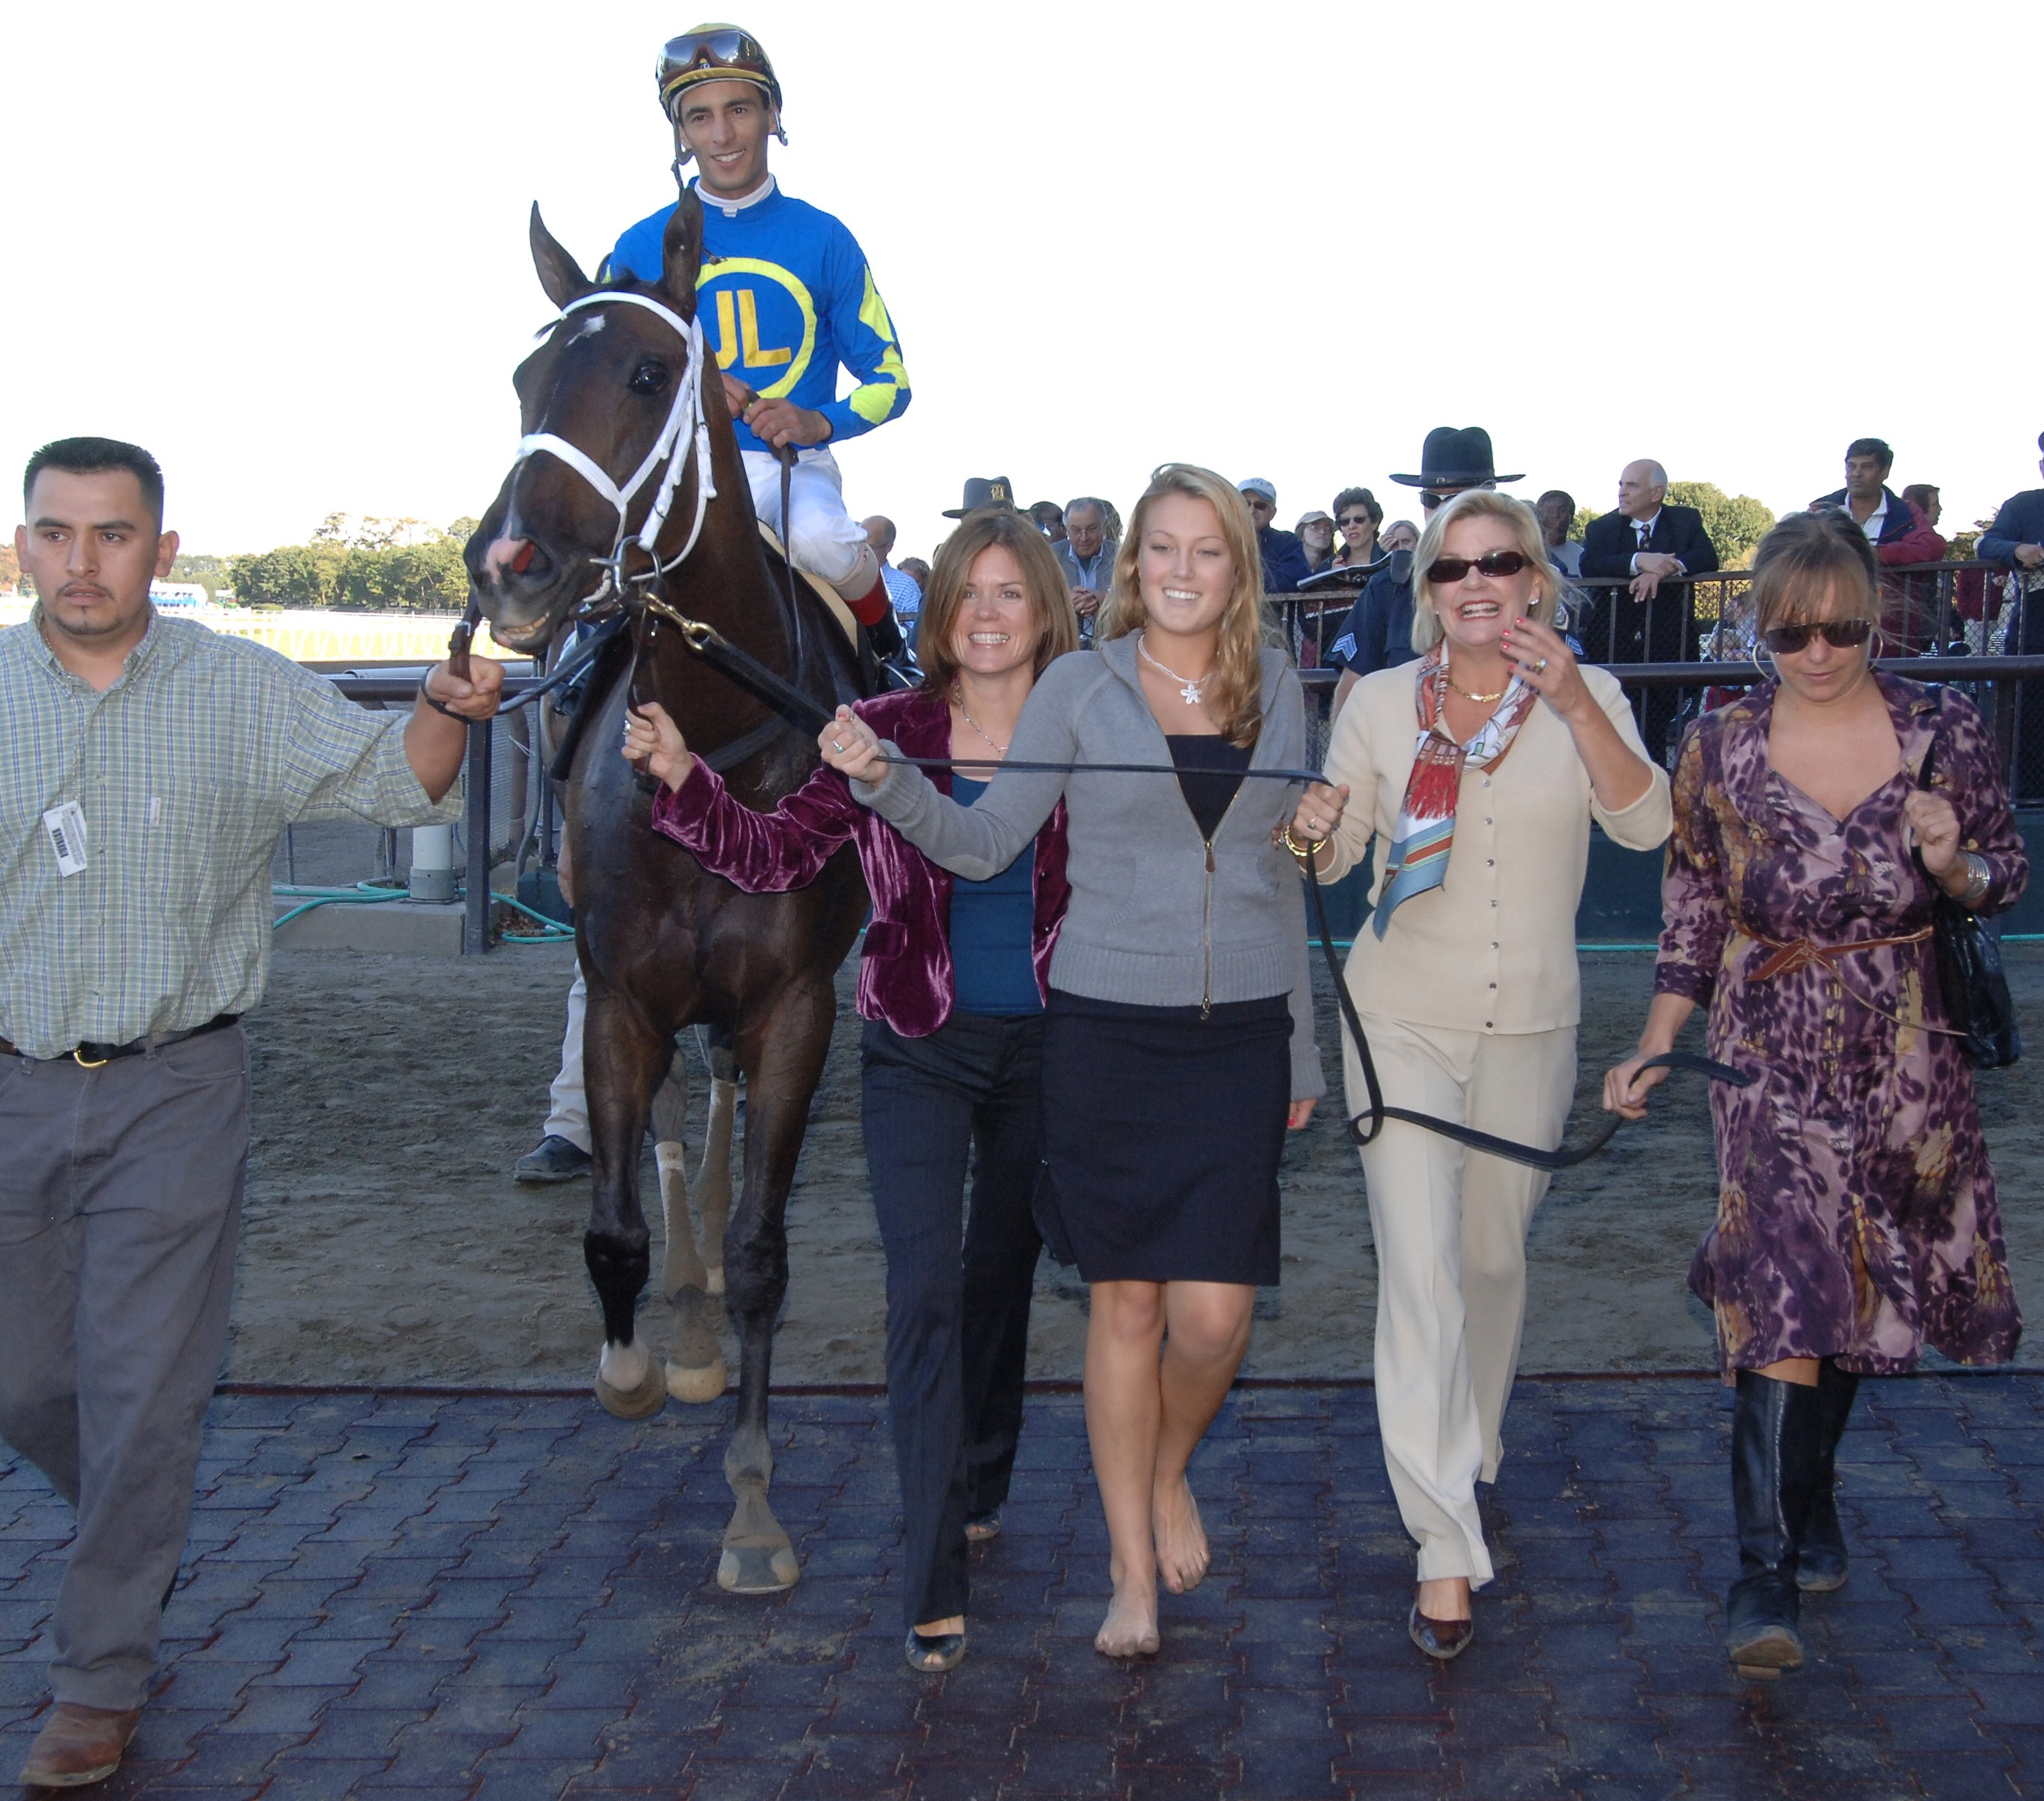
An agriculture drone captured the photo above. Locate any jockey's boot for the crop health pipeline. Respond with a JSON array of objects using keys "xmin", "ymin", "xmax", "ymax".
[
  {"xmin": 1724, "ymin": 1368, "xmax": 1823, "ymax": 1679},
  {"xmin": 1797, "ymin": 1360, "xmax": 1860, "ymax": 1594}
]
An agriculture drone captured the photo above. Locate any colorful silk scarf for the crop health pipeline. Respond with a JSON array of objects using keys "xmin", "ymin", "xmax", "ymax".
[{"xmin": 1372, "ymin": 645, "xmax": 1541, "ymax": 940}]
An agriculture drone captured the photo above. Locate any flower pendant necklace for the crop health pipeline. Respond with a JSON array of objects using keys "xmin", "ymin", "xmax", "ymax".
[{"xmin": 1137, "ymin": 632, "xmax": 1210, "ymax": 705}]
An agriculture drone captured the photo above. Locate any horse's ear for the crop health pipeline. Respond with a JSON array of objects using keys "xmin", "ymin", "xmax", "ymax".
[
  {"xmin": 658, "ymin": 188, "xmax": 705, "ymax": 317},
  {"xmin": 529, "ymin": 203, "xmax": 592, "ymax": 310}
]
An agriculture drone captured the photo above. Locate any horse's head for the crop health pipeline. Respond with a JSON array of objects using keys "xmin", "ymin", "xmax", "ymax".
[{"xmin": 466, "ymin": 193, "xmax": 709, "ymax": 652}]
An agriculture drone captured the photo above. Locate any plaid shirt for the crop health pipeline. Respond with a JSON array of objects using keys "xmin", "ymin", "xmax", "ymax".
[{"xmin": 0, "ymin": 608, "xmax": 454, "ymax": 1058}]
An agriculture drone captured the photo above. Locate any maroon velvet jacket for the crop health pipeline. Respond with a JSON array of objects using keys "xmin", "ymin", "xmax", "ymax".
[{"xmin": 649, "ymin": 687, "xmax": 1070, "ymax": 1038}]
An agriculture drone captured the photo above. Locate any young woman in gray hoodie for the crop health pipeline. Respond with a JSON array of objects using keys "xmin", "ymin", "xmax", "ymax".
[{"xmin": 822, "ymin": 462, "xmax": 1326, "ymax": 1659}]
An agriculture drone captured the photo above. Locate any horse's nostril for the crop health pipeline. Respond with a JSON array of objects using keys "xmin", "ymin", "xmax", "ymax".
[{"xmin": 512, "ymin": 540, "xmax": 537, "ymax": 576}]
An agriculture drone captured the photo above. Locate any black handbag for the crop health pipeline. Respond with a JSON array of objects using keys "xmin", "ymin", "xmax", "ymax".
[{"xmin": 1913, "ymin": 706, "xmax": 2021, "ymax": 1069}]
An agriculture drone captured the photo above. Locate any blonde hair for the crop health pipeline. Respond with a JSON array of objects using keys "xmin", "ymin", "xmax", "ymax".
[
  {"xmin": 914, "ymin": 510, "xmax": 1078, "ymax": 696},
  {"xmin": 1099, "ymin": 463, "xmax": 1270, "ymax": 748},
  {"xmin": 1409, "ymin": 490, "xmax": 1562, "ymax": 654}
]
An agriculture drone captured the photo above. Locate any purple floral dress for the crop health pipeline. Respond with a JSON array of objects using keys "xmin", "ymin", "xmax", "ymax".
[{"xmin": 1656, "ymin": 672, "xmax": 2026, "ymax": 1378}]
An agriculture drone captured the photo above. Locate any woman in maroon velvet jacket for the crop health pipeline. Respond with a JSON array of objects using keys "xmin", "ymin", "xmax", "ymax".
[{"xmin": 624, "ymin": 509, "xmax": 1078, "ymax": 1675}]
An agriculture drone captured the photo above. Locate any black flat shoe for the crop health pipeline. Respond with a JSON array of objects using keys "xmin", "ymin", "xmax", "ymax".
[
  {"xmin": 904, "ymin": 1627, "xmax": 966, "ymax": 1673},
  {"xmin": 1408, "ymin": 1601, "xmax": 1474, "ymax": 1661},
  {"xmin": 514, "ymin": 1134, "xmax": 593, "ymax": 1183}
]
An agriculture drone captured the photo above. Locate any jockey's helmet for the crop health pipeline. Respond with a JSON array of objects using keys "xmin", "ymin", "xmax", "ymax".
[{"xmin": 657, "ymin": 25, "xmax": 785, "ymax": 128}]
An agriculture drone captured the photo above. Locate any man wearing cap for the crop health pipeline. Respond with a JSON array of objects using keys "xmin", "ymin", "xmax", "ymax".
[
  {"xmin": 2, "ymin": 437, "xmax": 503, "ymax": 1787},
  {"xmin": 1238, "ymin": 478, "xmax": 1313, "ymax": 597},
  {"xmin": 607, "ymin": 24, "xmax": 910, "ymax": 638},
  {"xmin": 1326, "ymin": 428, "xmax": 1520, "ymax": 717}
]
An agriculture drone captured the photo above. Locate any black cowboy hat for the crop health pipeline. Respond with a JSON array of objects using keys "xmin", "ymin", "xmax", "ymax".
[
  {"xmin": 1390, "ymin": 426, "xmax": 1524, "ymax": 489},
  {"xmin": 942, "ymin": 476, "xmax": 1024, "ymax": 519}
]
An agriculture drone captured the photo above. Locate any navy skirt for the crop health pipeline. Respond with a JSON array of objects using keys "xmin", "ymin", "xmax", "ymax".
[{"xmin": 1036, "ymin": 988, "xmax": 1290, "ymax": 1285}]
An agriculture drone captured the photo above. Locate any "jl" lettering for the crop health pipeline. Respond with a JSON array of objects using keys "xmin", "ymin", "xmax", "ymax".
[{"xmin": 712, "ymin": 290, "xmax": 792, "ymax": 372}]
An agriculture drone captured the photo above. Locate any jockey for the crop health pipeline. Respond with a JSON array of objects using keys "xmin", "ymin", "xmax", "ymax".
[{"xmin": 606, "ymin": 24, "xmax": 909, "ymax": 636}]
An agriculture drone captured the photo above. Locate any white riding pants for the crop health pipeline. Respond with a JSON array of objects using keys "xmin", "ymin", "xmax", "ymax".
[
  {"xmin": 1347, "ymin": 1011, "xmax": 1577, "ymax": 1586},
  {"xmin": 743, "ymin": 445, "xmax": 871, "ymax": 591},
  {"xmin": 543, "ymin": 963, "xmax": 591, "ymax": 1154}
]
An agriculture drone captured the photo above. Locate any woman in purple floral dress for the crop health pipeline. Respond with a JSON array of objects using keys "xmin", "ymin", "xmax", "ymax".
[{"xmin": 1607, "ymin": 511, "xmax": 2025, "ymax": 1679}]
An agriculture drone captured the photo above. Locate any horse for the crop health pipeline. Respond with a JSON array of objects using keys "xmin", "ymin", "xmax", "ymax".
[{"xmin": 464, "ymin": 190, "xmax": 871, "ymax": 1592}]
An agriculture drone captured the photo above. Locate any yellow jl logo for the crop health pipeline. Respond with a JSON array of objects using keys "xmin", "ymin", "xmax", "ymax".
[{"xmin": 699, "ymin": 259, "xmax": 816, "ymax": 398}]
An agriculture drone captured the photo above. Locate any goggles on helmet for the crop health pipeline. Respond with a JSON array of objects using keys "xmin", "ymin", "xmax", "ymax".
[{"xmin": 657, "ymin": 25, "xmax": 784, "ymax": 125}]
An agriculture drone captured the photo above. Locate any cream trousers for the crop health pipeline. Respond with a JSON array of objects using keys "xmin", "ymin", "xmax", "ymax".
[{"xmin": 1347, "ymin": 1012, "xmax": 1577, "ymax": 1586}]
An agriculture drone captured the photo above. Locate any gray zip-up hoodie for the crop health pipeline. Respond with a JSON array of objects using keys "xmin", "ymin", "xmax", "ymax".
[{"xmin": 854, "ymin": 636, "xmax": 1326, "ymax": 1099}]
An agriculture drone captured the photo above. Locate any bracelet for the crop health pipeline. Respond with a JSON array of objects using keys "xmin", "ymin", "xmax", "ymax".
[
  {"xmin": 419, "ymin": 683, "xmax": 464, "ymax": 720},
  {"xmin": 1279, "ymin": 825, "xmax": 1323, "ymax": 863},
  {"xmin": 1960, "ymin": 851, "xmax": 1991, "ymax": 909}
]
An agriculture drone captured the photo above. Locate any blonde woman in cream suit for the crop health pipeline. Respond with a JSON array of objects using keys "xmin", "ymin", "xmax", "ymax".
[{"xmin": 1285, "ymin": 490, "xmax": 1670, "ymax": 1659}]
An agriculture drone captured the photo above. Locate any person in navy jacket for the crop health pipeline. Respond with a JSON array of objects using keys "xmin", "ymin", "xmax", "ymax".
[{"xmin": 1980, "ymin": 433, "xmax": 2044, "ymax": 797}]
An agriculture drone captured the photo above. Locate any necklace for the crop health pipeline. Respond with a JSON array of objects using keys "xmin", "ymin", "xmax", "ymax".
[
  {"xmin": 952, "ymin": 692, "xmax": 1010, "ymax": 756},
  {"xmin": 1446, "ymin": 673, "xmax": 1508, "ymax": 704},
  {"xmin": 1137, "ymin": 632, "xmax": 1212, "ymax": 705}
]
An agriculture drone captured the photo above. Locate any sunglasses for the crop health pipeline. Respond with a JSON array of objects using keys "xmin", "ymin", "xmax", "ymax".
[
  {"xmin": 1762, "ymin": 618, "xmax": 1874, "ymax": 655},
  {"xmin": 1337, "ymin": 513, "xmax": 1374, "ymax": 528},
  {"xmin": 1426, "ymin": 551, "xmax": 1530, "ymax": 585}
]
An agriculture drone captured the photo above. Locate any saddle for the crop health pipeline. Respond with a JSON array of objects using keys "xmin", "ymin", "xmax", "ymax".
[{"xmin": 756, "ymin": 521, "xmax": 861, "ymax": 651}]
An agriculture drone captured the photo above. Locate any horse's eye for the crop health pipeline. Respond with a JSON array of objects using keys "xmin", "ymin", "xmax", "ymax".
[{"xmin": 630, "ymin": 360, "xmax": 670, "ymax": 396}]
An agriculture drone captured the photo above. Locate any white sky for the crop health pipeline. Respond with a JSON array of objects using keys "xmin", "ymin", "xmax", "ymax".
[{"xmin": 7, "ymin": 0, "xmax": 2040, "ymax": 561}]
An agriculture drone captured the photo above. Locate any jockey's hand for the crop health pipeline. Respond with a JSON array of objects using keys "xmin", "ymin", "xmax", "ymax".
[
  {"xmin": 623, "ymin": 702, "xmax": 694, "ymax": 792},
  {"xmin": 720, "ymin": 374, "xmax": 758, "ymax": 418},
  {"xmin": 421, "ymin": 656, "xmax": 504, "ymax": 721},
  {"xmin": 743, "ymin": 397, "xmax": 832, "ymax": 452},
  {"xmin": 819, "ymin": 704, "xmax": 887, "ymax": 787}
]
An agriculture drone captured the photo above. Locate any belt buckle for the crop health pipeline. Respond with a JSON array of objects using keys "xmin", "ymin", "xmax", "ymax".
[{"xmin": 72, "ymin": 1047, "xmax": 110, "ymax": 1069}]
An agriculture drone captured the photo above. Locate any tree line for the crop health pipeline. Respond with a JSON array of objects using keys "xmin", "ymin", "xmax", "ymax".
[{"xmin": 218, "ymin": 515, "xmax": 481, "ymax": 612}]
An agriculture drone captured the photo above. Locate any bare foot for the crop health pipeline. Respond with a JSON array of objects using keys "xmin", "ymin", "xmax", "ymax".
[
  {"xmin": 1094, "ymin": 1576, "xmax": 1160, "ymax": 1658},
  {"xmin": 1416, "ymin": 1576, "xmax": 1471, "ymax": 1622},
  {"xmin": 1153, "ymin": 1477, "xmax": 1209, "ymax": 1595},
  {"xmin": 915, "ymin": 1615, "xmax": 964, "ymax": 1637}
]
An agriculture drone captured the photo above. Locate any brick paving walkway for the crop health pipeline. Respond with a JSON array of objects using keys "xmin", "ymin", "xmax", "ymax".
[{"xmin": 3, "ymin": 1374, "xmax": 2042, "ymax": 1799}]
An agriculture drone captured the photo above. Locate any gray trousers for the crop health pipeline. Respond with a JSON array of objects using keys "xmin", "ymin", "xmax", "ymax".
[{"xmin": 0, "ymin": 1025, "xmax": 250, "ymax": 1710}]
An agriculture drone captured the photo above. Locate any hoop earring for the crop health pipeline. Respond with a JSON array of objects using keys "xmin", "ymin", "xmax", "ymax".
[
  {"xmin": 1868, "ymin": 630, "xmax": 1886, "ymax": 663},
  {"xmin": 1752, "ymin": 642, "xmax": 1775, "ymax": 681}
]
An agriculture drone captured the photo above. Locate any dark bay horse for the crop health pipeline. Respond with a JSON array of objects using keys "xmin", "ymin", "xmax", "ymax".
[{"xmin": 464, "ymin": 192, "xmax": 870, "ymax": 1592}]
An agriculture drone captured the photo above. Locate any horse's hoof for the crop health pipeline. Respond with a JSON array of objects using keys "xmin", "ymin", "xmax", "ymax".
[
  {"xmin": 666, "ymin": 1355, "xmax": 728, "ymax": 1404},
  {"xmin": 705, "ymin": 1264, "xmax": 726, "ymax": 1297},
  {"xmin": 717, "ymin": 1540, "xmax": 801, "ymax": 1594},
  {"xmin": 594, "ymin": 1359, "xmax": 666, "ymax": 1421}
]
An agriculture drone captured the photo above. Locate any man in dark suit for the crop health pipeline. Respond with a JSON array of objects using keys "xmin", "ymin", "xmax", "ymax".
[{"xmin": 1578, "ymin": 459, "xmax": 1719, "ymax": 762}]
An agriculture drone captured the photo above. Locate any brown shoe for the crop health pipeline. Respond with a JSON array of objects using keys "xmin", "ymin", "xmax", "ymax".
[{"xmin": 19, "ymin": 1703, "xmax": 143, "ymax": 1787}]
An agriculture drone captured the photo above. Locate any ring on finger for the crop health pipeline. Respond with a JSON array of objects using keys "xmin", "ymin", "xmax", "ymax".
[{"xmin": 1531, "ymin": 657, "xmax": 1550, "ymax": 673}]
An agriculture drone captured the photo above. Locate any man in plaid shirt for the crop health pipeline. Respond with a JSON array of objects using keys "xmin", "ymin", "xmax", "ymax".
[{"xmin": 0, "ymin": 437, "xmax": 504, "ymax": 1788}]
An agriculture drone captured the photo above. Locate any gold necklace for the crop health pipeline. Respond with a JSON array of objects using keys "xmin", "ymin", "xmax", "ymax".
[{"xmin": 1446, "ymin": 677, "xmax": 1508, "ymax": 704}]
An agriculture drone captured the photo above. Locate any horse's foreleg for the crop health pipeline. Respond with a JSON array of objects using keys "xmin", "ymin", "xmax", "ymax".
[
  {"xmin": 652, "ymin": 1057, "xmax": 727, "ymax": 1404},
  {"xmin": 716, "ymin": 980, "xmax": 835, "ymax": 1594},
  {"xmin": 583, "ymin": 979, "xmax": 673, "ymax": 1420},
  {"xmin": 693, "ymin": 1024, "xmax": 740, "ymax": 1294}
]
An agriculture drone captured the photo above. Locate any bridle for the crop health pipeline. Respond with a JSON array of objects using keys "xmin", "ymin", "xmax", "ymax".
[{"xmin": 513, "ymin": 287, "xmax": 717, "ymax": 609}]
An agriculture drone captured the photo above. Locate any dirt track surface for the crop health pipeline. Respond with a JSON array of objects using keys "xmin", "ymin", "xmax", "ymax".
[{"xmin": 228, "ymin": 943, "xmax": 2044, "ymax": 1389}]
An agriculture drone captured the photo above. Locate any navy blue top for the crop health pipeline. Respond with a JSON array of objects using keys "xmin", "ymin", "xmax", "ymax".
[{"xmin": 945, "ymin": 775, "xmax": 1042, "ymax": 1016}]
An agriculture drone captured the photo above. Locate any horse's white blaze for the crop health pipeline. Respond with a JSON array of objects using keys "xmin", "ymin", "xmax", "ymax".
[{"xmin": 570, "ymin": 314, "xmax": 607, "ymax": 342}]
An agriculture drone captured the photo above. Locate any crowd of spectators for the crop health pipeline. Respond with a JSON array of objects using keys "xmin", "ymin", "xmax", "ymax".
[{"xmin": 861, "ymin": 433, "xmax": 2044, "ymax": 759}]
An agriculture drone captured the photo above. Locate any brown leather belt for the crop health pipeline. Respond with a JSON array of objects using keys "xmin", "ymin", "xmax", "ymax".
[
  {"xmin": 1742, "ymin": 927, "xmax": 1933, "ymax": 983},
  {"xmin": 0, "ymin": 1013, "xmax": 240, "ymax": 1068}
]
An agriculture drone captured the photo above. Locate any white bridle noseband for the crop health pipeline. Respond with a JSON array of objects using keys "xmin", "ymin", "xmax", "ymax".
[{"xmin": 513, "ymin": 289, "xmax": 717, "ymax": 603}]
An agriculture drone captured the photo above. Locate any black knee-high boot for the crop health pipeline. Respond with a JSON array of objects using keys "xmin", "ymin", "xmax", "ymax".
[
  {"xmin": 1725, "ymin": 1369, "xmax": 1824, "ymax": 1677},
  {"xmin": 1796, "ymin": 1361, "xmax": 1859, "ymax": 1593}
]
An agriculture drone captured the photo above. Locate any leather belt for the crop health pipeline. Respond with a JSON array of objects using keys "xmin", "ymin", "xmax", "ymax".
[
  {"xmin": 1741, "ymin": 927, "xmax": 1933, "ymax": 983},
  {"xmin": 0, "ymin": 1012, "xmax": 240, "ymax": 1068}
]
